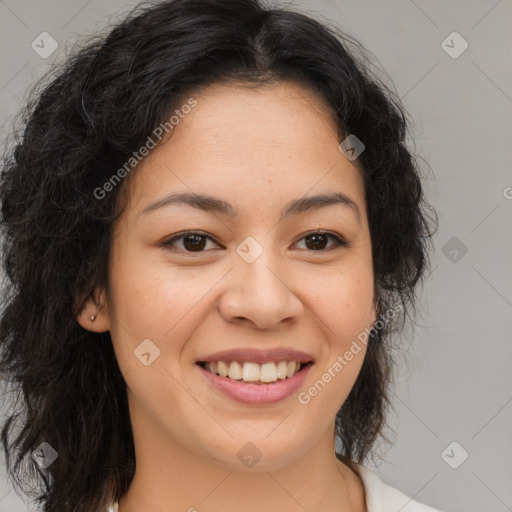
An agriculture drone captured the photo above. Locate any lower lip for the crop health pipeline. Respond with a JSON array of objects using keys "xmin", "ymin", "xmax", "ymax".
[{"xmin": 197, "ymin": 364, "xmax": 313, "ymax": 404}]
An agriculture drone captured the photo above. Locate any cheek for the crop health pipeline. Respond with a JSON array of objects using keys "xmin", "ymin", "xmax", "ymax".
[
  {"xmin": 106, "ymin": 251, "xmax": 219, "ymax": 368},
  {"xmin": 307, "ymin": 265, "xmax": 374, "ymax": 341},
  {"xmin": 303, "ymin": 263, "xmax": 373, "ymax": 400},
  {"xmin": 298, "ymin": 272, "xmax": 371, "ymax": 415},
  {"xmin": 106, "ymin": 255, "xmax": 213, "ymax": 425}
]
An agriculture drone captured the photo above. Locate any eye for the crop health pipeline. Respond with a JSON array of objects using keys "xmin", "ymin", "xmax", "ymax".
[
  {"xmin": 160, "ymin": 230, "xmax": 348, "ymax": 253},
  {"xmin": 161, "ymin": 231, "xmax": 221, "ymax": 253},
  {"xmin": 293, "ymin": 231, "xmax": 349, "ymax": 251}
]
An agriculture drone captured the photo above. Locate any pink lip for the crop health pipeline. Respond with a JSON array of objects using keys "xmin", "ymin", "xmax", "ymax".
[
  {"xmin": 196, "ymin": 348, "xmax": 314, "ymax": 365},
  {"xmin": 197, "ymin": 363, "xmax": 313, "ymax": 404}
]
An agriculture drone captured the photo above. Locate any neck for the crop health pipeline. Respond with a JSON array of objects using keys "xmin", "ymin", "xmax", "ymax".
[{"xmin": 117, "ymin": 415, "xmax": 366, "ymax": 512}]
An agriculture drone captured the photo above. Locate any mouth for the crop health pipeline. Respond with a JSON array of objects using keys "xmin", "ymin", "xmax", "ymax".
[
  {"xmin": 196, "ymin": 360, "xmax": 314, "ymax": 385},
  {"xmin": 196, "ymin": 358, "xmax": 314, "ymax": 404}
]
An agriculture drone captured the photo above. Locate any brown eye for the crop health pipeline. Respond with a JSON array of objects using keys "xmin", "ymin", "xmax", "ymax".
[
  {"xmin": 161, "ymin": 230, "xmax": 348, "ymax": 254},
  {"xmin": 295, "ymin": 231, "xmax": 348, "ymax": 251},
  {"xmin": 161, "ymin": 232, "xmax": 220, "ymax": 252},
  {"xmin": 182, "ymin": 233, "xmax": 207, "ymax": 251}
]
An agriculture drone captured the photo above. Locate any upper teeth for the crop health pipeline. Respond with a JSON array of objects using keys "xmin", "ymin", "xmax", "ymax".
[{"xmin": 204, "ymin": 361, "xmax": 302, "ymax": 383}]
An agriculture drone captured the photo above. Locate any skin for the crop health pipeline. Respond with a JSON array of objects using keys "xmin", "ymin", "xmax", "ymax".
[{"xmin": 78, "ymin": 80, "xmax": 377, "ymax": 512}]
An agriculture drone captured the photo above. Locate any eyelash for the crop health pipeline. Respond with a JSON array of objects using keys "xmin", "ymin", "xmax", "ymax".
[{"xmin": 160, "ymin": 230, "xmax": 349, "ymax": 254}]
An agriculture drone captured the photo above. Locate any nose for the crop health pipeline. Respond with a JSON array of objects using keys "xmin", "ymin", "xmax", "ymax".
[{"xmin": 218, "ymin": 244, "xmax": 303, "ymax": 329}]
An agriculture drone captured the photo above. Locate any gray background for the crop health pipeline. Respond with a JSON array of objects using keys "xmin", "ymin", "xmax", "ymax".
[{"xmin": 0, "ymin": 1, "xmax": 511, "ymax": 511}]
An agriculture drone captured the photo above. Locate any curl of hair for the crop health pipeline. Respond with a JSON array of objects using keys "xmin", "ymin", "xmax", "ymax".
[{"xmin": 0, "ymin": 0, "xmax": 438, "ymax": 510}]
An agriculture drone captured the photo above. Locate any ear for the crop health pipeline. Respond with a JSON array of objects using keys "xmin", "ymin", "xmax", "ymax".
[{"xmin": 76, "ymin": 287, "xmax": 111, "ymax": 333}]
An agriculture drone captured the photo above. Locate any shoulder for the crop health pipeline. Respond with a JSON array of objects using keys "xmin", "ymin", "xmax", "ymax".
[{"xmin": 351, "ymin": 463, "xmax": 446, "ymax": 512}]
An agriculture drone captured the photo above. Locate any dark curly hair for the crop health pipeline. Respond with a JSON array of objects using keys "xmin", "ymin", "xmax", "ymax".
[{"xmin": 0, "ymin": 0, "xmax": 438, "ymax": 510}]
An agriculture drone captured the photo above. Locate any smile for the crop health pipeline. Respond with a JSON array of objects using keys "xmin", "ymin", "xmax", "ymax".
[
  {"xmin": 196, "ymin": 360, "xmax": 314, "ymax": 404},
  {"xmin": 198, "ymin": 360, "xmax": 313, "ymax": 384}
]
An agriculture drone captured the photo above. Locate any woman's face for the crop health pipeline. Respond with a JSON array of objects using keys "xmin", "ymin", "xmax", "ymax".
[{"xmin": 84, "ymin": 81, "xmax": 376, "ymax": 471}]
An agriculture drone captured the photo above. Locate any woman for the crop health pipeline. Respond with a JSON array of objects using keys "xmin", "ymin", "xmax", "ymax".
[{"xmin": 0, "ymin": 0, "xmax": 441, "ymax": 511}]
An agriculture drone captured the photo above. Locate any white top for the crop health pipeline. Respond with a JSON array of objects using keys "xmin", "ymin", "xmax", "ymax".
[
  {"xmin": 352, "ymin": 464, "xmax": 444, "ymax": 511},
  {"xmin": 106, "ymin": 464, "xmax": 444, "ymax": 512}
]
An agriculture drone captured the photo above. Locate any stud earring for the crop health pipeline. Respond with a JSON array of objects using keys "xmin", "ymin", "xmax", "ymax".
[{"xmin": 90, "ymin": 314, "xmax": 96, "ymax": 321}]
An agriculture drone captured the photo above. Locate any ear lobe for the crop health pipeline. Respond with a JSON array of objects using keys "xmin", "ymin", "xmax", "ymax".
[{"xmin": 76, "ymin": 289, "xmax": 110, "ymax": 333}]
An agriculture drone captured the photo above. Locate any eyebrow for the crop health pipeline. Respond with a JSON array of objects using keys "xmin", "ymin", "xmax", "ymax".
[{"xmin": 138, "ymin": 191, "xmax": 361, "ymax": 225}]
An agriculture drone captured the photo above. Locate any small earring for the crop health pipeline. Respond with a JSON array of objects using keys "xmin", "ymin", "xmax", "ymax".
[{"xmin": 90, "ymin": 314, "xmax": 96, "ymax": 321}]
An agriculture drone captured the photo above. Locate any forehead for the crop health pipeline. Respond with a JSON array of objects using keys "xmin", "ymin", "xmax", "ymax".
[
  {"xmin": 173, "ymin": 80, "xmax": 342, "ymax": 151},
  {"xmin": 118, "ymin": 80, "xmax": 365, "ymax": 220}
]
